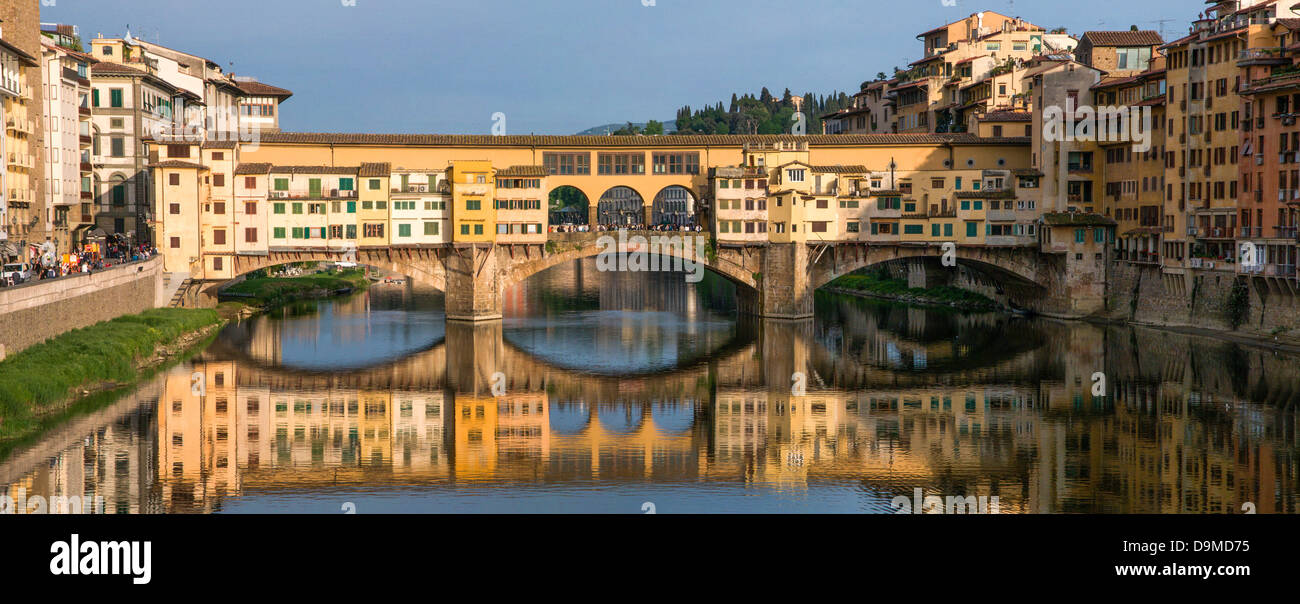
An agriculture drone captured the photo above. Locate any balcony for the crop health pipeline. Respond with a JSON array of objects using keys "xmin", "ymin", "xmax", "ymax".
[
  {"xmin": 1120, "ymin": 250, "xmax": 1161, "ymax": 264},
  {"xmin": 275, "ymin": 189, "xmax": 358, "ymax": 200},
  {"xmin": 1239, "ymin": 47, "xmax": 1289, "ymax": 65},
  {"xmin": 986, "ymin": 209, "xmax": 1017, "ymax": 222},
  {"xmin": 4, "ymin": 118, "xmax": 33, "ymax": 135},
  {"xmin": 391, "ymin": 184, "xmax": 447, "ymax": 195},
  {"xmin": 6, "ymin": 153, "xmax": 33, "ymax": 169}
]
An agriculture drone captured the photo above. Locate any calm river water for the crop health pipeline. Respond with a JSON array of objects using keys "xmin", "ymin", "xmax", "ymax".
[{"xmin": 2, "ymin": 259, "xmax": 1297, "ymax": 513}]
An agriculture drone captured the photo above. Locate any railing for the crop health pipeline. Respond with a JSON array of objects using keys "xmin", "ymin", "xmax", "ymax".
[
  {"xmin": 279, "ymin": 189, "xmax": 358, "ymax": 200},
  {"xmin": 1122, "ymin": 250, "xmax": 1160, "ymax": 264},
  {"xmin": 1240, "ymin": 227, "xmax": 1262, "ymax": 238},
  {"xmin": 1276, "ymin": 225, "xmax": 1298, "ymax": 239}
]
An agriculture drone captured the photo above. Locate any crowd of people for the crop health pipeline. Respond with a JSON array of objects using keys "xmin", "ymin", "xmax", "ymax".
[{"xmin": 1, "ymin": 240, "xmax": 158, "ymax": 287}]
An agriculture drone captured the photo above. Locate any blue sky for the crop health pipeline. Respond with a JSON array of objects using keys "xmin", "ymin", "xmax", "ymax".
[{"xmin": 44, "ymin": 0, "xmax": 1190, "ymax": 134}]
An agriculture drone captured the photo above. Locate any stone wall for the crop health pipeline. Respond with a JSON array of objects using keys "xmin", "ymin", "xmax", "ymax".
[
  {"xmin": 0, "ymin": 257, "xmax": 165, "ymax": 359},
  {"xmin": 1107, "ymin": 260, "xmax": 1300, "ymax": 336}
]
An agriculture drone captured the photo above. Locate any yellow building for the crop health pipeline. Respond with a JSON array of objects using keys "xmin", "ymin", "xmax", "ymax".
[
  {"xmin": 447, "ymin": 160, "xmax": 495, "ymax": 243},
  {"xmin": 357, "ymin": 162, "xmax": 390, "ymax": 247},
  {"xmin": 493, "ymin": 165, "xmax": 547, "ymax": 244}
]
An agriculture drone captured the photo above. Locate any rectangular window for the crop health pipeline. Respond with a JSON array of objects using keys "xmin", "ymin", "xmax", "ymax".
[
  {"xmin": 466, "ymin": 199, "xmax": 481, "ymax": 211},
  {"xmin": 424, "ymin": 221, "xmax": 440, "ymax": 236},
  {"xmin": 474, "ymin": 225, "xmax": 484, "ymax": 235},
  {"xmin": 169, "ymin": 173, "xmax": 180, "ymax": 186},
  {"xmin": 1075, "ymin": 228, "xmax": 1086, "ymax": 243},
  {"xmin": 274, "ymin": 178, "xmax": 289, "ymax": 191},
  {"xmin": 273, "ymin": 227, "xmax": 286, "ymax": 239},
  {"xmin": 245, "ymin": 228, "xmax": 257, "ymax": 243},
  {"xmin": 273, "ymin": 203, "xmax": 285, "ymax": 214},
  {"xmin": 460, "ymin": 224, "xmax": 470, "ymax": 235},
  {"xmin": 398, "ymin": 223, "xmax": 411, "ymax": 237},
  {"xmin": 904, "ymin": 224, "xmax": 924, "ymax": 235},
  {"xmin": 110, "ymin": 88, "xmax": 124, "ymax": 108},
  {"xmin": 368, "ymin": 179, "xmax": 382, "ymax": 190},
  {"xmin": 347, "ymin": 201, "xmax": 356, "ymax": 213},
  {"xmin": 292, "ymin": 203, "xmax": 303, "ymax": 214},
  {"xmin": 110, "ymin": 137, "xmax": 125, "ymax": 157},
  {"xmin": 966, "ymin": 222, "xmax": 978, "ymax": 238},
  {"xmin": 339, "ymin": 178, "xmax": 354, "ymax": 191}
]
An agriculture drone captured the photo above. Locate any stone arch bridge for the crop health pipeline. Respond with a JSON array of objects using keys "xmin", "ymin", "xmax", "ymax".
[{"xmin": 199, "ymin": 232, "xmax": 1084, "ymax": 320}]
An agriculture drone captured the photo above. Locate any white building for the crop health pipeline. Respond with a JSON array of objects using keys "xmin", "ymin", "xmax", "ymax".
[{"xmin": 41, "ymin": 40, "xmax": 93, "ymax": 252}]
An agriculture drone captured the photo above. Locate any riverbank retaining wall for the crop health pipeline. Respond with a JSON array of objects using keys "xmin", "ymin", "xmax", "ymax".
[
  {"xmin": 0, "ymin": 257, "xmax": 166, "ymax": 360},
  {"xmin": 1106, "ymin": 261, "xmax": 1300, "ymax": 337}
]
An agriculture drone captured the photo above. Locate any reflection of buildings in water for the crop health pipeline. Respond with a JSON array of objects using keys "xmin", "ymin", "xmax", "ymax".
[
  {"xmin": 0, "ymin": 383, "xmax": 160, "ymax": 514},
  {"xmin": 4, "ymin": 313, "xmax": 1299, "ymax": 514}
]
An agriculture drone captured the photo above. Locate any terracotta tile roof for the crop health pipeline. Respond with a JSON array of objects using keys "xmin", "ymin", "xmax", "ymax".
[
  {"xmin": 358, "ymin": 162, "xmax": 391, "ymax": 177},
  {"xmin": 1275, "ymin": 18, "xmax": 1300, "ymax": 31},
  {"xmin": 201, "ymin": 141, "xmax": 239, "ymax": 149},
  {"xmin": 257, "ymin": 132, "xmax": 1031, "ymax": 147},
  {"xmin": 810, "ymin": 165, "xmax": 869, "ymax": 174},
  {"xmin": 0, "ymin": 39, "xmax": 38, "ymax": 65},
  {"xmin": 148, "ymin": 160, "xmax": 208, "ymax": 170},
  {"xmin": 497, "ymin": 165, "xmax": 549, "ymax": 177},
  {"xmin": 232, "ymin": 79, "xmax": 293, "ymax": 98},
  {"xmin": 1081, "ymin": 31, "xmax": 1163, "ymax": 47},
  {"xmin": 268, "ymin": 165, "xmax": 360, "ymax": 175},
  {"xmin": 91, "ymin": 62, "xmax": 145, "ymax": 75},
  {"xmin": 981, "ymin": 111, "xmax": 1032, "ymax": 122},
  {"xmin": 234, "ymin": 163, "xmax": 273, "ymax": 175}
]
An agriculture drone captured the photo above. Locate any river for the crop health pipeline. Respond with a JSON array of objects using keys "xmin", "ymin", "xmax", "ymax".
[{"xmin": 1, "ymin": 258, "xmax": 1297, "ymax": 514}]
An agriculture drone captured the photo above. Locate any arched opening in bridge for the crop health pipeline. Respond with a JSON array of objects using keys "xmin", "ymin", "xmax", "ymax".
[
  {"xmin": 548, "ymin": 185, "xmax": 590, "ymax": 226},
  {"xmin": 651, "ymin": 185, "xmax": 697, "ymax": 227},
  {"xmin": 597, "ymin": 186, "xmax": 644, "ymax": 227}
]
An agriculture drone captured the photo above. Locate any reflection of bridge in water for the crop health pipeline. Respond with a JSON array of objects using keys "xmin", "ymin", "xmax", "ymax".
[{"xmin": 3, "ymin": 304, "xmax": 1299, "ymax": 514}]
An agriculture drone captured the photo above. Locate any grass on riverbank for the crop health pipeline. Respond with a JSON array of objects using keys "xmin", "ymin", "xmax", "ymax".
[
  {"xmin": 828, "ymin": 271, "xmax": 999, "ymax": 309},
  {"xmin": 0, "ymin": 308, "xmax": 220, "ymax": 439},
  {"xmin": 222, "ymin": 268, "xmax": 369, "ymax": 305}
]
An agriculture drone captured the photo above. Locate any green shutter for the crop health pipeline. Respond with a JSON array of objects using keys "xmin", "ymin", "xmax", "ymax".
[
  {"xmin": 273, "ymin": 227, "xmax": 285, "ymax": 238},
  {"xmin": 398, "ymin": 223, "xmax": 411, "ymax": 237},
  {"xmin": 347, "ymin": 201, "xmax": 356, "ymax": 213}
]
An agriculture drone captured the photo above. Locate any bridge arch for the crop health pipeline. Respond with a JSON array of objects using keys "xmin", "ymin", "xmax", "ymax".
[
  {"xmin": 194, "ymin": 249, "xmax": 452, "ymax": 303},
  {"xmin": 806, "ymin": 243, "xmax": 1047, "ymax": 294},
  {"xmin": 596, "ymin": 186, "xmax": 649, "ymax": 227},
  {"xmin": 548, "ymin": 185, "xmax": 590, "ymax": 226},
  {"xmin": 651, "ymin": 185, "xmax": 697, "ymax": 226},
  {"xmin": 501, "ymin": 232, "xmax": 760, "ymax": 296}
]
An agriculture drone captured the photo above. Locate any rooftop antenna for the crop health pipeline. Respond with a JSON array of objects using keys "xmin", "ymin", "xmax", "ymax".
[{"xmin": 1145, "ymin": 18, "xmax": 1177, "ymax": 41}]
